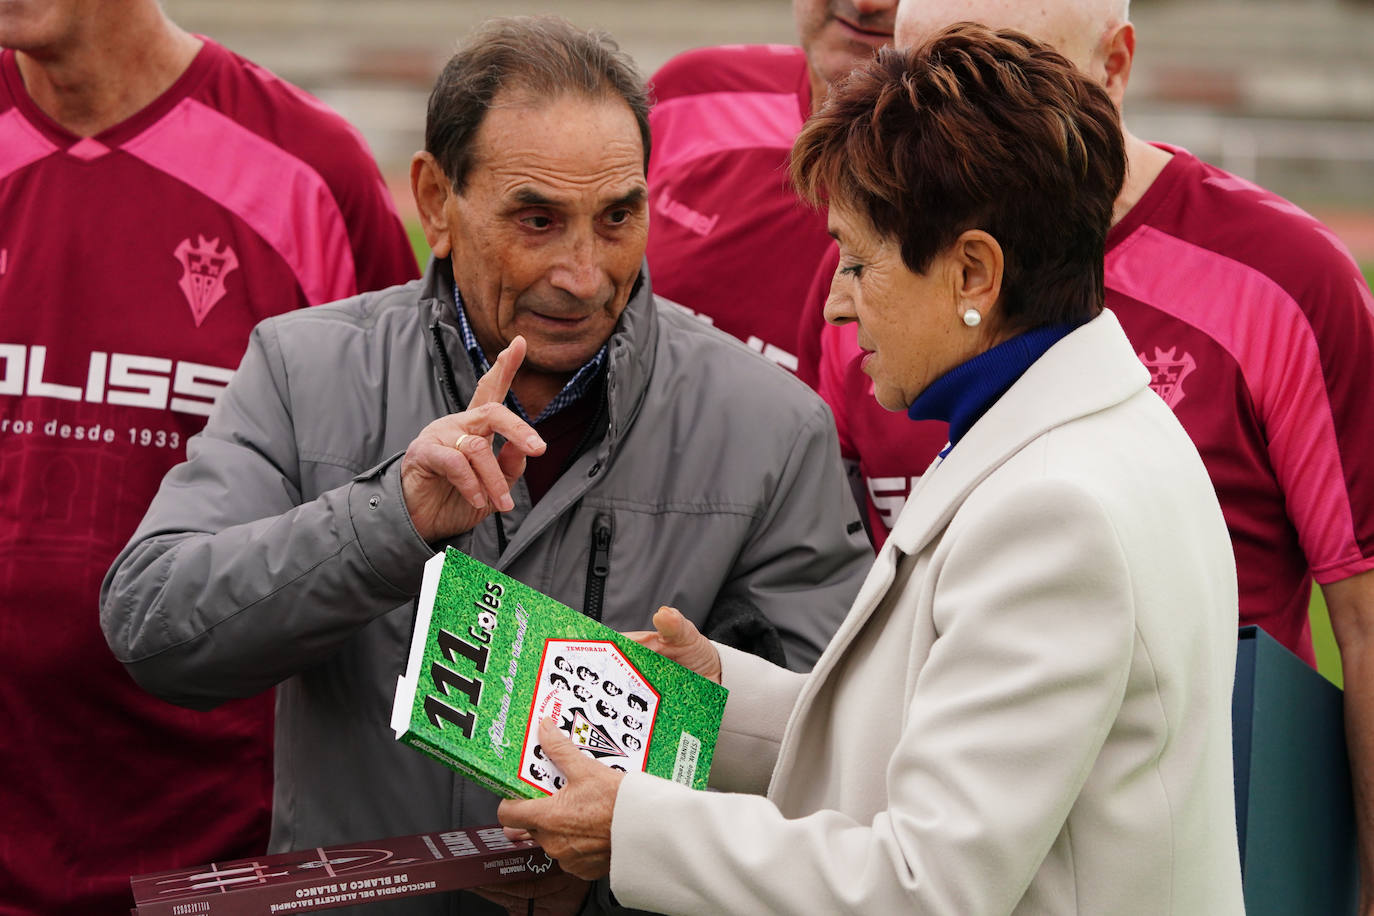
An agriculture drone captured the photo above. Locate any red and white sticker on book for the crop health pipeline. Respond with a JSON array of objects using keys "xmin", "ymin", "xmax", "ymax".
[{"xmin": 522, "ymin": 639, "xmax": 661, "ymax": 794}]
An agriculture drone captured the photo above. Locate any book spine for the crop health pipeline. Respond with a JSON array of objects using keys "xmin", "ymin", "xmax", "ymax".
[{"xmin": 133, "ymin": 847, "xmax": 553, "ymax": 915}]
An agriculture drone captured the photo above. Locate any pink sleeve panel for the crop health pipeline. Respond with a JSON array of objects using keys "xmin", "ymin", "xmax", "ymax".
[
  {"xmin": 231, "ymin": 48, "xmax": 414, "ymax": 291},
  {"xmin": 122, "ymin": 97, "xmax": 359, "ymax": 306},
  {"xmin": 0, "ymin": 108, "xmax": 57, "ymax": 181},
  {"xmin": 648, "ymin": 91, "xmax": 803, "ymax": 183},
  {"xmin": 240, "ymin": 57, "xmax": 407, "ymax": 227},
  {"xmin": 1108, "ymin": 224, "xmax": 1374, "ymax": 583}
]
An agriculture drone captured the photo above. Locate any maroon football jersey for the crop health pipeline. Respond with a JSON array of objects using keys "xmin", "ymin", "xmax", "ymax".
[
  {"xmin": 0, "ymin": 39, "xmax": 417, "ymax": 915},
  {"xmin": 645, "ymin": 45, "xmax": 832, "ymax": 374},
  {"xmin": 805, "ymin": 147, "xmax": 1374, "ymax": 665}
]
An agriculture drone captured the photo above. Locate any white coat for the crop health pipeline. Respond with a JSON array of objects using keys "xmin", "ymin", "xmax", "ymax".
[{"xmin": 609, "ymin": 309, "xmax": 1245, "ymax": 915}]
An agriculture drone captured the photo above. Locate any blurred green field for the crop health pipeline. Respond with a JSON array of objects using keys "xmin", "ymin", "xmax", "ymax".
[
  {"xmin": 407, "ymin": 220, "xmax": 430, "ymax": 265},
  {"xmin": 1312, "ymin": 587, "xmax": 1342, "ymax": 687},
  {"xmin": 403, "ymin": 219, "xmax": 1367, "ymax": 689}
]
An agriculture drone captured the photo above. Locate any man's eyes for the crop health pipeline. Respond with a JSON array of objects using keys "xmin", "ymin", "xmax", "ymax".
[{"xmin": 514, "ymin": 205, "xmax": 639, "ymax": 230}]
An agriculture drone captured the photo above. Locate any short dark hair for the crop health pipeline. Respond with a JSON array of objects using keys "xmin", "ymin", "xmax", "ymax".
[
  {"xmin": 426, "ymin": 16, "xmax": 651, "ymax": 191},
  {"xmin": 791, "ymin": 23, "xmax": 1125, "ymax": 331}
]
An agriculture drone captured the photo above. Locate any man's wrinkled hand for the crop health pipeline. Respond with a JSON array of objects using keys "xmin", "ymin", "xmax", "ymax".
[{"xmin": 400, "ymin": 336, "xmax": 546, "ymax": 542}]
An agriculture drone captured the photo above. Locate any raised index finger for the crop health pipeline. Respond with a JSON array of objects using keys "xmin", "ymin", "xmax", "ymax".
[{"xmin": 470, "ymin": 335, "xmax": 527, "ymax": 410}]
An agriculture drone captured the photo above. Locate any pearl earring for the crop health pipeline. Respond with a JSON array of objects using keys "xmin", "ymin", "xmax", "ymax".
[{"xmin": 962, "ymin": 308, "xmax": 982, "ymax": 328}]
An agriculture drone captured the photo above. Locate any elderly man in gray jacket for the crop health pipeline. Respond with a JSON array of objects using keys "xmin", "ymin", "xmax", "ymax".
[{"xmin": 101, "ymin": 16, "xmax": 869, "ymax": 916}]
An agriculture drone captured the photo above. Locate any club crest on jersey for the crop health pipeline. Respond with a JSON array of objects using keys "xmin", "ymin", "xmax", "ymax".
[
  {"xmin": 1138, "ymin": 346, "xmax": 1197, "ymax": 408},
  {"xmin": 173, "ymin": 235, "xmax": 239, "ymax": 325}
]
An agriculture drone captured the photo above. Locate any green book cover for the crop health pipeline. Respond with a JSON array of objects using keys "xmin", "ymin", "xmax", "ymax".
[{"xmin": 391, "ymin": 547, "xmax": 727, "ymax": 799}]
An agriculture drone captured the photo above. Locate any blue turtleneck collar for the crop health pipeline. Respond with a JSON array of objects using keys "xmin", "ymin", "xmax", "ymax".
[{"xmin": 908, "ymin": 320, "xmax": 1084, "ymax": 456}]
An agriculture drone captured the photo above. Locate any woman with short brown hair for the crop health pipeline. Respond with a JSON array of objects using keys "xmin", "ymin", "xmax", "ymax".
[{"xmin": 501, "ymin": 24, "xmax": 1245, "ymax": 915}]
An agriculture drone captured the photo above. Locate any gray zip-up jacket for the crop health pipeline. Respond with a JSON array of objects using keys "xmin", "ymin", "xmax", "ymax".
[{"xmin": 101, "ymin": 258, "xmax": 871, "ymax": 915}]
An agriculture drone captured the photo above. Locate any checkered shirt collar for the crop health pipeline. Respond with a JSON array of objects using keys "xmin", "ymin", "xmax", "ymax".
[{"xmin": 453, "ymin": 283, "xmax": 607, "ymax": 424}]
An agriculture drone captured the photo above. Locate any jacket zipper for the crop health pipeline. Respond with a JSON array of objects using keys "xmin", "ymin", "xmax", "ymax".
[
  {"xmin": 583, "ymin": 514, "xmax": 613, "ymax": 621},
  {"xmin": 430, "ymin": 321, "xmax": 510, "ymax": 555}
]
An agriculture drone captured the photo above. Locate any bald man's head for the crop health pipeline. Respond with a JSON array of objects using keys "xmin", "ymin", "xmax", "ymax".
[{"xmin": 894, "ymin": 0, "xmax": 1128, "ymax": 81}]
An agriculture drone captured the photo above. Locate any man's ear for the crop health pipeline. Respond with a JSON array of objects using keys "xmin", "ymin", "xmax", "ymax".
[
  {"xmin": 411, "ymin": 151, "xmax": 454, "ymax": 259},
  {"xmin": 953, "ymin": 229, "xmax": 1004, "ymax": 322},
  {"xmin": 1100, "ymin": 22, "xmax": 1136, "ymax": 109}
]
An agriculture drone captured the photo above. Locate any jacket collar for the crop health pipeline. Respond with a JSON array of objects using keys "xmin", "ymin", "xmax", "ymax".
[
  {"xmin": 886, "ymin": 308, "xmax": 1149, "ymax": 558},
  {"xmin": 416, "ymin": 255, "xmax": 658, "ymax": 451}
]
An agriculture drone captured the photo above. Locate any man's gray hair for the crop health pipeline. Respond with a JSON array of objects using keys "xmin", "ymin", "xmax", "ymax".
[{"xmin": 425, "ymin": 16, "xmax": 651, "ymax": 191}]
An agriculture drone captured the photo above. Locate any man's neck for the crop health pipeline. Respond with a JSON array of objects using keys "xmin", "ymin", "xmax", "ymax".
[
  {"xmin": 511, "ymin": 374, "xmax": 570, "ymax": 424},
  {"xmin": 14, "ymin": 11, "xmax": 202, "ymax": 138},
  {"xmin": 1113, "ymin": 129, "xmax": 1173, "ymax": 226}
]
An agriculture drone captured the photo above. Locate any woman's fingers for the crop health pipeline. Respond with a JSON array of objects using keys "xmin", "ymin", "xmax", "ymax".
[{"xmin": 650, "ymin": 607, "xmax": 722, "ymax": 683}]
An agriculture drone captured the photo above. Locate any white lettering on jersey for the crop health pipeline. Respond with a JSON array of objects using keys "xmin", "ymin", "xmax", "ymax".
[
  {"xmin": 0, "ymin": 343, "xmax": 25, "ymax": 395},
  {"xmin": 0, "ymin": 344, "xmax": 233, "ymax": 417},
  {"xmin": 867, "ymin": 475, "xmax": 920, "ymax": 531},
  {"xmin": 106, "ymin": 354, "xmax": 172, "ymax": 410},
  {"xmin": 26, "ymin": 345, "xmax": 82, "ymax": 401},
  {"xmin": 655, "ymin": 188, "xmax": 720, "ymax": 238},
  {"xmin": 744, "ymin": 336, "xmax": 799, "ymax": 373},
  {"xmin": 664, "ymin": 304, "xmax": 799, "ymax": 372},
  {"xmin": 170, "ymin": 362, "xmax": 234, "ymax": 415}
]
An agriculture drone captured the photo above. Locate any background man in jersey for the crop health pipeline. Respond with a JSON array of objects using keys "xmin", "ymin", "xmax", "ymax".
[
  {"xmin": 802, "ymin": 0, "xmax": 1374, "ymax": 900},
  {"xmin": 0, "ymin": 0, "xmax": 417, "ymax": 912},
  {"xmin": 644, "ymin": 0, "xmax": 896, "ymax": 374},
  {"xmin": 101, "ymin": 17, "xmax": 868, "ymax": 915}
]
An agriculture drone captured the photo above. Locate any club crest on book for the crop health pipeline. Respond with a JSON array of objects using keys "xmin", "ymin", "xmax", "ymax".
[
  {"xmin": 563, "ymin": 708, "xmax": 627, "ymax": 758},
  {"xmin": 173, "ymin": 234, "xmax": 240, "ymax": 326}
]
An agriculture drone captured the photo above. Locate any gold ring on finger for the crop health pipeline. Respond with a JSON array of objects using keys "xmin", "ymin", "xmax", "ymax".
[{"xmin": 454, "ymin": 433, "xmax": 476, "ymax": 451}]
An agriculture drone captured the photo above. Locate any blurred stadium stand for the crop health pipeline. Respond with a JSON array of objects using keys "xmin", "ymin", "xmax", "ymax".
[{"xmin": 163, "ymin": 0, "xmax": 1374, "ymax": 223}]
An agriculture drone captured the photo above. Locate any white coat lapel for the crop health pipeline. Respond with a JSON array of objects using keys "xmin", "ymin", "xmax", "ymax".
[
  {"xmin": 886, "ymin": 309, "xmax": 1149, "ymax": 558},
  {"xmin": 769, "ymin": 311, "xmax": 1150, "ymax": 802}
]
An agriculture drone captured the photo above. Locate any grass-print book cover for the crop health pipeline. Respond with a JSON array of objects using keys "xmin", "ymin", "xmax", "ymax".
[{"xmin": 391, "ymin": 547, "xmax": 727, "ymax": 799}]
